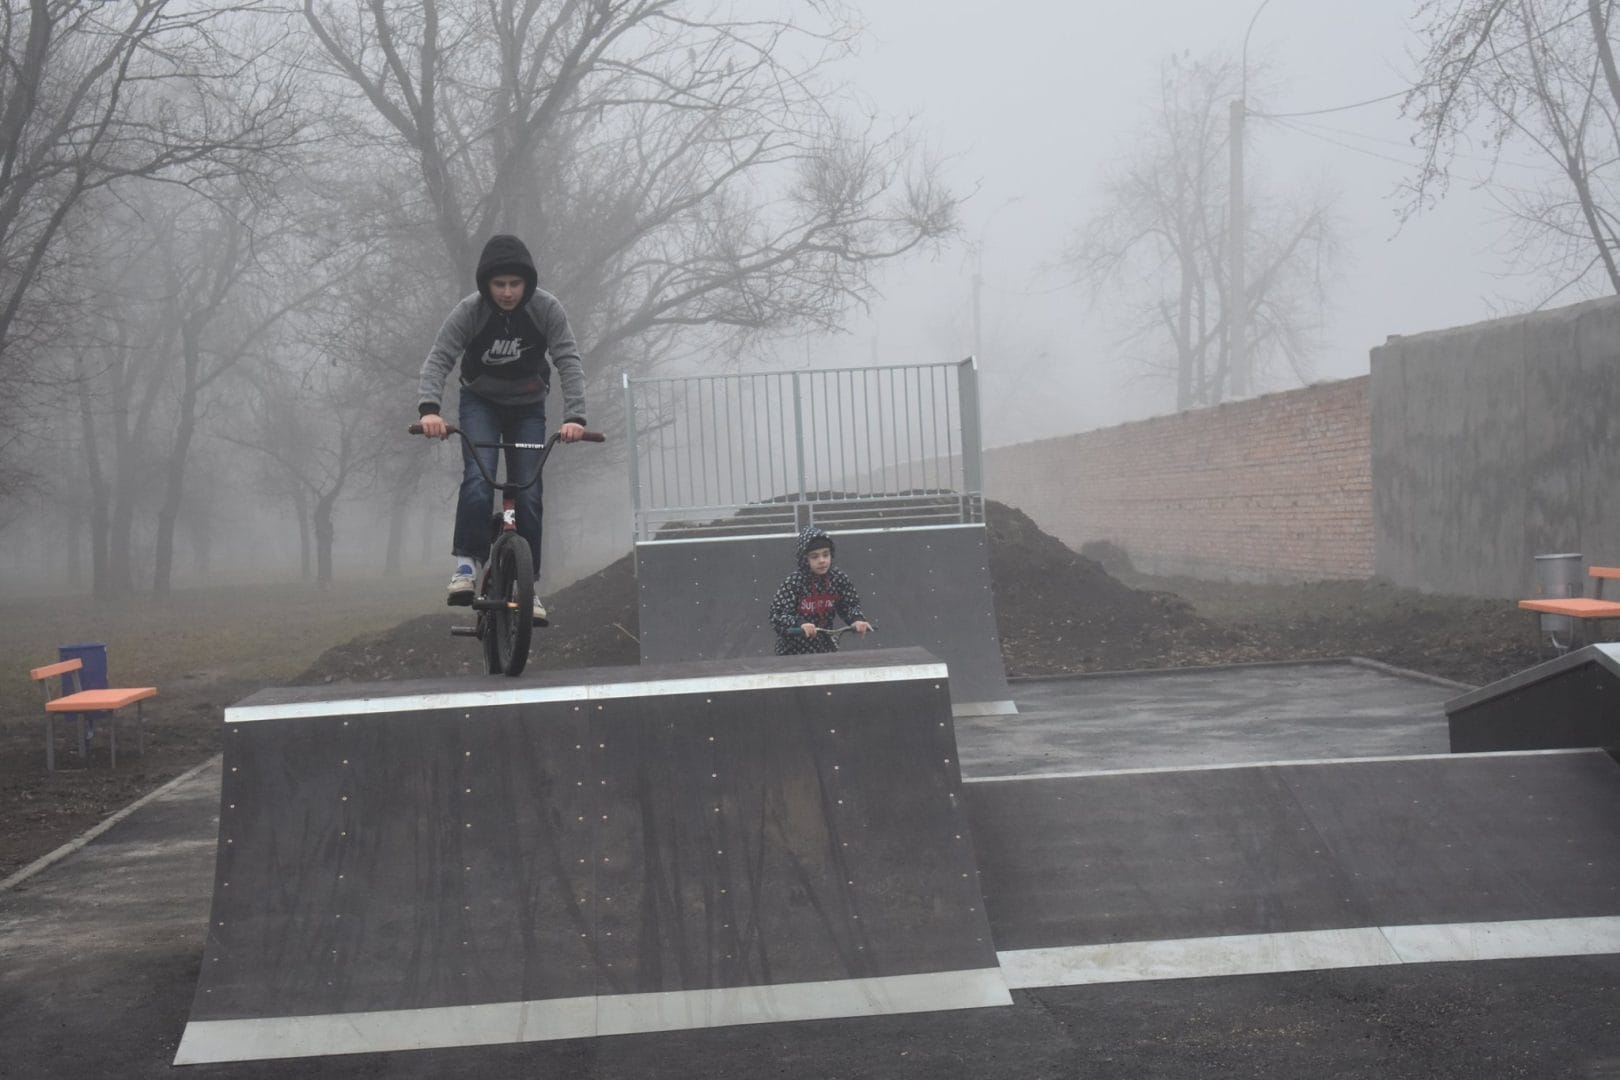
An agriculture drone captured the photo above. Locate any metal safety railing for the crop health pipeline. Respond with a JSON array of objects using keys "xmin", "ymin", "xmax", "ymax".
[{"xmin": 625, "ymin": 357, "xmax": 984, "ymax": 542}]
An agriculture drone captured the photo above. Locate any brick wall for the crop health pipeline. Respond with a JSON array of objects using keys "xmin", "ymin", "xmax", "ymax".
[{"xmin": 984, "ymin": 377, "xmax": 1373, "ymax": 582}]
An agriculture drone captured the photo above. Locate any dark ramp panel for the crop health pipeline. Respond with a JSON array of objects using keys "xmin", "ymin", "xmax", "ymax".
[
  {"xmin": 1446, "ymin": 643, "xmax": 1620, "ymax": 752},
  {"xmin": 175, "ymin": 648, "xmax": 1008, "ymax": 1064},
  {"xmin": 967, "ymin": 750, "xmax": 1620, "ymax": 951},
  {"xmin": 636, "ymin": 524, "xmax": 1013, "ymax": 715}
]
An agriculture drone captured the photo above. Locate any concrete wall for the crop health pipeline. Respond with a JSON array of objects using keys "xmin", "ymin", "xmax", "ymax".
[
  {"xmin": 984, "ymin": 378, "xmax": 1373, "ymax": 583},
  {"xmin": 1371, "ymin": 296, "xmax": 1620, "ymax": 598}
]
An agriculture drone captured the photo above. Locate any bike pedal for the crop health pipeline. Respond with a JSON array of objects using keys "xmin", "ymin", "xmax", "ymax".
[
  {"xmin": 532, "ymin": 616, "xmax": 550, "ymax": 628},
  {"xmin": 450, "ymin": 626, "xmax": 479, "ymax": 637},
  {"xmin": 447, "ymin": 591, "xmax": 474, "ymax": 607}
]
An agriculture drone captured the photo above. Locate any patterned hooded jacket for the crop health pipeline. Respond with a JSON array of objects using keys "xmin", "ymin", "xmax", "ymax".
[{"xmin": 768, "ymin": 526, "xmax": 867, "ymax": 655}]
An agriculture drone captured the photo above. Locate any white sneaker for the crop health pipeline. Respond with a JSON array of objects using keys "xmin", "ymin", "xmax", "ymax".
[
  {"xmin": 447, "ymin": 571, "xmax": 476, "ymax": 606},
  {"xmin": 532, "ymin": 596, "xmax": 548, "ymax": 624}
]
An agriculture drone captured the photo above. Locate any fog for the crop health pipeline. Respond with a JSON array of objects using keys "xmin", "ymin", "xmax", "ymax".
[
  {"xmin": 0, "ymin": 1, "xmax": 1582, "ymax": 598},
  {"xmin": 827, "ymin": 0, "xmax": 1553, "ymax": 442}
]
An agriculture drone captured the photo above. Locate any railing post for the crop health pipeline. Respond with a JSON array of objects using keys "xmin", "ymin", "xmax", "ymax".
[
  {"xmin": 792, "ymin": 370, "xmax": 807, "ymax": 529},
  {"xmin": 623, "ymin": 373, "xmax": 643, "ymax": 544},
  {"xmin": 959, "ymin": 356, "xmax": 984, "ymax": 521}
]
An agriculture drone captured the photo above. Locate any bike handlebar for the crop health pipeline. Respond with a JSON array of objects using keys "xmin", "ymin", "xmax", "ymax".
[
  {"xmin": 409, "ymin": 422, "xmax": 605, "ymax": 444},
  {"xmin": 408, "ymin": 423, "xmax": 606, "ymax": 492}
]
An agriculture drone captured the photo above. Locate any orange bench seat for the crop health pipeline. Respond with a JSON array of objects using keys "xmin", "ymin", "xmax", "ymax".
[
  {"xmin": 28, "ymin": 657, "xmax": 156, "ymax": 772},
  {"xmin": 1517, "ymin": 598, "xmax": 1620, "ymax": 617},
  {"xmin": 45, "ymin": 687, "xmax": 157, "ymax": 712}
]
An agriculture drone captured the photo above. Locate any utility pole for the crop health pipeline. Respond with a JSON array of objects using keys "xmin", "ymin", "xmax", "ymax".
[
  {"xmin": 1228, "ymin": 96, "xmax": 1247, "ymax": 399},
  {"xmin": 1230, "ymin": 0, "xmax": 1272, "ymax": 401},
  {"xmin": 972, "ymin": 256, "xmax": 983, "ymax": 360},
  {"xmin": 971, "ymin": 195, "xmax": 1022, "ymax": 361}
]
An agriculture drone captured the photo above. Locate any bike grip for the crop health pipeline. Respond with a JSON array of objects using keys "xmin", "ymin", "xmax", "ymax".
[
  {"xmin": 408, "ymin": 422, "xmax": 459, "ymax": 435},
  {"xmin": 581, "ymin": 431, "xmax": 606, "ymax": 443}
]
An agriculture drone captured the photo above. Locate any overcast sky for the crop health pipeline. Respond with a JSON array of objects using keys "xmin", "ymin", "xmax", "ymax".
[{"xmin": 804, "ymin": 0, "xmax": 1556, "ymax": 442}]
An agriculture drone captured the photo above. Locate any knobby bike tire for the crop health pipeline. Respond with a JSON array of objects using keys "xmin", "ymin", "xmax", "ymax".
[{"xmin": 483, "ymin": 534, "xmax": 535, "ymax": 677}]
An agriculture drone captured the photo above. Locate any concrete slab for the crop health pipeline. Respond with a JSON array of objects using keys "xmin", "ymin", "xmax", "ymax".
[{"xmin": 956, "ymin": 660, "xmax": 1460, "ymax": 779}]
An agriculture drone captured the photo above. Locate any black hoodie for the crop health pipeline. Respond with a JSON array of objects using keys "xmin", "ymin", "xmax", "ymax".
[{"xmin": 416, "ymin": 234, "xmax": 588, "ymax": 423}]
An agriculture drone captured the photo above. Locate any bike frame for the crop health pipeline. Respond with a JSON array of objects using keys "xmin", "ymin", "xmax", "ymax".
[{"xmin": 409, "ymin": 420, "xmax": 604, "ymax": 677}]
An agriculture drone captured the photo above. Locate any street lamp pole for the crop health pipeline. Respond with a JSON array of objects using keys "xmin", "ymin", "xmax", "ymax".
[
  {"xmin": 972, "ymin": 195, "xmax": 1022, "ymax": 360},
  {"xmin": 1229, "ymin": 0, "xmax": 1272, "ymax": 400}
]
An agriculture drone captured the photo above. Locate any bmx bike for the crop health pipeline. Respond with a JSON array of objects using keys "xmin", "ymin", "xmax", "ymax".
[{"xmin": 409, "ymin": 422, "xmax": 604, "ymax": 676}]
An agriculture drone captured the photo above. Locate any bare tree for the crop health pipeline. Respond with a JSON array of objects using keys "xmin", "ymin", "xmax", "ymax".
[
  {"xmin": 0, "ymin": 1, "xmax": 298, "ymax": 360},
  {"xmin": 221, "ymin": 354, "xmax": 391, "ymax": 584},
  {"xmin": 1404, "ymin": 0, "xmax": 1620, "ymax": 299},
  {"xmin": 1063, "ymin": 54, "xmax": 1338, "ymax": 409},
  {"xmin": 297, "ymin": 0, "xmax": 955, "ymax": 382}
]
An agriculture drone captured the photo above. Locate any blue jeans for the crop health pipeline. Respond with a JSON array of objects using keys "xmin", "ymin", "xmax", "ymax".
[{"xmin": 453, "ymin": 390, "xmax": 545, "ymax": 580}]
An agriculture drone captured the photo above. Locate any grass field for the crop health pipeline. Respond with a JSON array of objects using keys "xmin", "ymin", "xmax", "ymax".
[
  {"xmin": 2, "ymin": 571, "xmax": 442, "ymax": 713},
  {"xmin": 1, "ymin": 571, "xmax": 450, "ymax": 879}
]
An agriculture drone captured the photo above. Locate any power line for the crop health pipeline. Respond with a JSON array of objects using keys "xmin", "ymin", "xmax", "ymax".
[
  {"xmin": 1266, "ymin": 115, "xmax": 1578, "ymax": 202},
  {"xmin": 1251, "ymin": 8, "xmax": 1589, "ymax": 121},
  {"xmin": 1271, "ymin": 114, "xmax": 1570, "ymax": 176},
  {"xmin": 1252, "ymin": 88, "xmax": 1408, "ymax": 119}
]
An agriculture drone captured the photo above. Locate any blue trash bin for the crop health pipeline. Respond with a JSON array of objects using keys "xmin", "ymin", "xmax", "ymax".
[
  {"xmin": 58, "ymin": 642, "xmax": 109, "ymax": 690},
  {"xmin": 57, "ymin": 642, "xmax": 110, "ymax": 742}
]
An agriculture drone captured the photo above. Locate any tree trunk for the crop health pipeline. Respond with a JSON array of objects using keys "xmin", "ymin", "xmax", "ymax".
[
  {"xmin": 1590, "ymin": 0, "xmax": 1620, "ymax": 119},
  {"xmin": 75, "ymin": 353, "xmax": 112, "ymax": 599},
  {"xmin": 295, "ymin": 488, "xmax": 312, "ymax": 581},
  {"xmin": 420, "ymin": 501, "xmax": 438, "ymax": 565},
  {"xmin": 108, "ymin": 391, "xmax": 139, "ymax": 595},
  {"xmin": 153, "ymin": 325, "xmax": 203, "ymax": 596},
  {"xmin": 314, "ymin": 491, "xmax": 337, "ymax": 584},
  {"xmin": 384, "ymin": 496, "xmax": 407, "ymax": 576},
  {"xmin": 194, "ymin": 509, "xmax": 213, "ymax": 579}
]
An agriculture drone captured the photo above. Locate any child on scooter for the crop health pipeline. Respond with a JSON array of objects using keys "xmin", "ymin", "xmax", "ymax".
[{"xmin": 768, "ymin": 526, "xmax": 872, "ymax": 655}]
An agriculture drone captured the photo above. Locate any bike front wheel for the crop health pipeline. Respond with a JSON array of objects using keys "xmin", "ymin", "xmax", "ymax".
[{"xmin": 482, "ymin": 535, "xmax": 534, "ymax": 677}]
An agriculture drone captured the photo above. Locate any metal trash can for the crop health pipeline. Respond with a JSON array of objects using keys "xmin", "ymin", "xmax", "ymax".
[{"xmin": 1533, "ymin": 553, "xmax": 1584, "ymax": 636}]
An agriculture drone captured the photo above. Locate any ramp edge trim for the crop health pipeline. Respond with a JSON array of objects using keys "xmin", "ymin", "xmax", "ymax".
[
  {"xmin": 964, "ymin": 746, "xmax": 1605, "ymax": 784},
  {"xmin": 172, "ymin": 967, "xmax": 1011, "ymax": 1064},
  {"xmin": 998, "ymin": 915, "xmax": 1620, "ymax": 989},
  {"xmin": 224, "ymin": 662, "xmax": 950, "ymax": 724},
  {"xmin": 635, "ymin": 522, "xmax": 989, "ymax": 547}
]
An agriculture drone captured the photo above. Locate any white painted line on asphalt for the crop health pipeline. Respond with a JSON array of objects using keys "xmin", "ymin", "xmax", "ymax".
[
  {"xmin": 964, "ymin": 746, "xmax": 1605, "ymax": 784},
  {"xmin": 997, "ymin": 916, "xmax": 1620, "ymax": 989},
  {"xmin": 225, "ymin": 663, "xmax": 949, "ymax": 723},
  {"xmin": 0, "ymin": 754, "xmax": 221, "ymax": 893},
  {"xmin": 1380, "ymin": 917, "xmax": 1620, "ymax": 964},
  {"xmin": 172, "ymin": 967, "xmax": 1011, "ymax": 1064}
]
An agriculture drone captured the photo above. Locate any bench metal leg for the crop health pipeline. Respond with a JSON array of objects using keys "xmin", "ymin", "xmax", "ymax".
[
  {"xmin": 109, "ymin": 715, "xmax": 118, "ymax": 770},
  {"xmin": 76, "ymin": 714, "xmax": 87, "ymax": 763},
  {"xmin": 45, "ymin": 715, "xmax": 54, "ymax": 773},
  {"xmin": 135, "ymin": 701, "xmax": 144, "ymax": 758}
]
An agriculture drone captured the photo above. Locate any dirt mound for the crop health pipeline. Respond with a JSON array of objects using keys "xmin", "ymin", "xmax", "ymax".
[
  {"xmin": 295, "ymin": 501, "xmax": 1251, "ymax": 685},
  {"xmin": 983, "ymin": 501, "xmax": 1256, "ymax": 674},
  {"xmin": 297, "ymin": 557, "xmax": 640, "ymax": 684}
]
